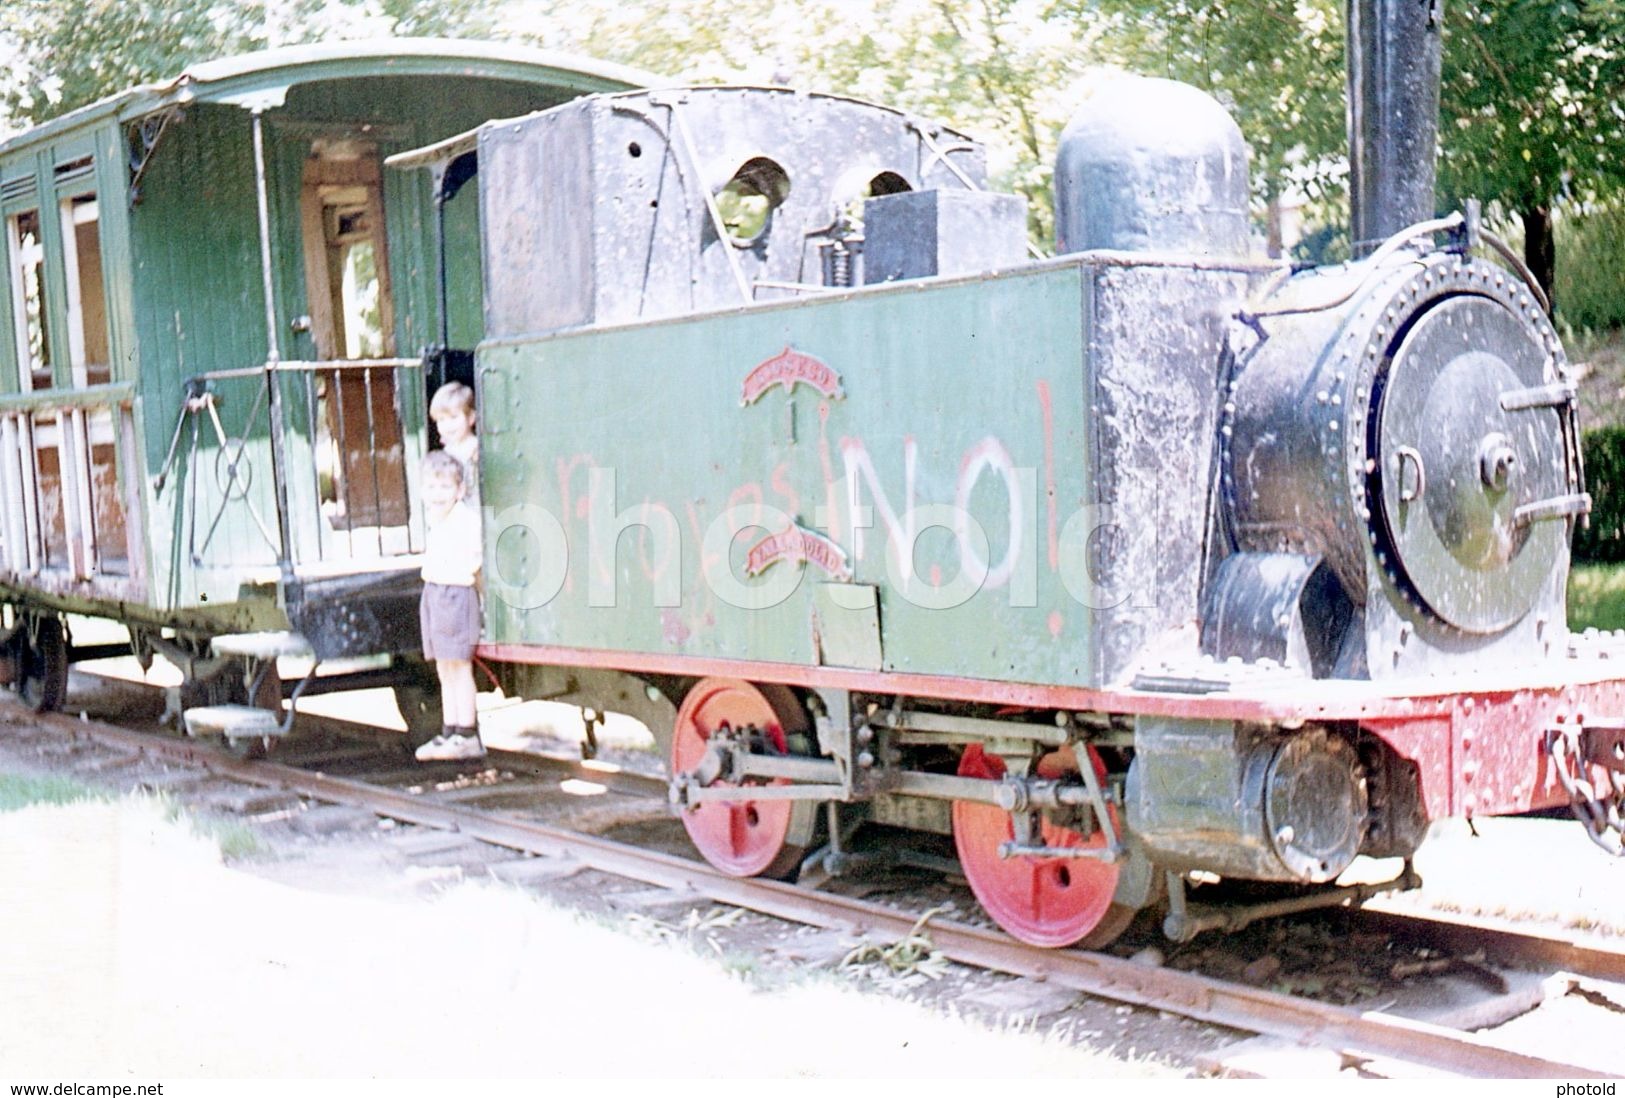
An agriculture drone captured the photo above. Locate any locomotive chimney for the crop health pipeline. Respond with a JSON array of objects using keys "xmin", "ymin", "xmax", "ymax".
[{"xmin": 1346, "ymin": 0, "xmax": 1443, "ymax": 253}]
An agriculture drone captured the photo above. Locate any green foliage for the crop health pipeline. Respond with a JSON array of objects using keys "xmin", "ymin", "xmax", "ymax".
[
  {"xmin": 3, "ymin": 0, "xmax": 1624, "ymax": 279},
  {"xmin": 1438, "ymin": 1, "xmax": 1625, "ymax": 216},
  {"xmin": 187, "ymin": 813, "xmax": 265, "ymax": 860},
  {"xmin": 0, "ymin": 0, "xmax": 256, "ymax": 126},
  {"xmin": 1437, "ymin": 0, "xmax": 1625, "ymax": 297},
  {"xmin": 1557, "ymin": 203, "xmax": 1625, "ymax": 333},
  {"xmin": 0, "ymin": 0, "xmax": 496, "ymax": 131},
  {"xmin": 1575, "ymin": 427, "xmax": 1625, "ymax": 564},
  {"xmin": 0, "ymin": 772, "xmax": 105, "ymax": 812},
  {"xmin": 1568, "ymin": 563, "xmax": 1625, "ymax": 631}
]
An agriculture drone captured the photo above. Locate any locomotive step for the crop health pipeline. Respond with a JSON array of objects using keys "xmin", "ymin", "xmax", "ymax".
[
  {"xmin": 182, "ymin": 704, "xmax": 287, "ymax": 740},
  {"xmin": 209, "ymin": 632, "xmax": 315, "ymax": 661}
]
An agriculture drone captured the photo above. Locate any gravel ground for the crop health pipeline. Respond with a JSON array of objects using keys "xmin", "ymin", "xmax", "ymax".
[
  {"xmin": 0, "ymin": 796, "xmax": 1191, "ymax": 1079},
  {"xmin": 0, "ymin": 676, "xmax": 1210, "ymax": 1081}
]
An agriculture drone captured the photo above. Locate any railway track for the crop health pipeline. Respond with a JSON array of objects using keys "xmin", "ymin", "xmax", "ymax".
[{"xmin": 4, "ymin": 683, "xmax": 1623, "ymax": 1079}]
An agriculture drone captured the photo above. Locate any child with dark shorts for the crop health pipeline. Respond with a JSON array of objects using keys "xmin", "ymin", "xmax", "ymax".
[{"xmin": 414, "ymin": 448, "xmax": 485, "ymax": 761}]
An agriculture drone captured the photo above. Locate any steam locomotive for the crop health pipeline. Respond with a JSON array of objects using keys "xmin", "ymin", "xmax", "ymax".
[
  {"xmin": 400, "ymin": 3, "xmax": 1616, "ymax": 948},
  {"xmin": 2, "ymin": 10, "xmax": 1619, "ymax": 950}
]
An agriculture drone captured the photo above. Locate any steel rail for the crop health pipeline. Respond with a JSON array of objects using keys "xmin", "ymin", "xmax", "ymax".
[
  {"xmin": 128, "ymin": 687, "xmax": 1625, "ymax": 988},
  {"xmin": 264, "ymin": 709, "xmax": 669, "ymax": 801},
  {"xmin": 86, "ymin": 683, "xmax": 1625, "ymax": 992},
  {"xmin": 10, "ymin": 701, "xmax": 1612, "ymax": 1080},
  {"xmin": 1357, "ymin": 903, "xmax": 1625, "ymax": 984}
]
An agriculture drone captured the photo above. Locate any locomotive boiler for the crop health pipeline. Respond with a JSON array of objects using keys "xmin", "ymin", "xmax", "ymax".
[{"xmin": 414, "ymin": 0, "xmax": 1625, "ymax": 949}]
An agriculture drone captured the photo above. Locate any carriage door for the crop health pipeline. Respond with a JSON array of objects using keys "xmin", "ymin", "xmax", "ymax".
[{"xmin": 298, "ymin": 138, "xmax": 408, "ymax": 535}]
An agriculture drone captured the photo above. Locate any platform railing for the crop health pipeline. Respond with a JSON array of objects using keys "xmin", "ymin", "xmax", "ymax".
[
  {"xmin": 0, "ymin": 382, "xmax": 145, "ymax": 600},
  {"xmin": 154, "ymin": 356, "xmax": 425, "ymax": 575}
]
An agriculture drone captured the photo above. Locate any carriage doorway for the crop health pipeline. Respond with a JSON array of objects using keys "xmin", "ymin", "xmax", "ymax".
[{"xmin": 298, "ymin": 138, "xmax": 408, "ymax": 535}]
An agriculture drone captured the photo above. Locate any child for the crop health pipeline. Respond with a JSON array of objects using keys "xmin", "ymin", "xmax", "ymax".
[
  {"xmin": 430, "ymin": 381, "xmax": 479, "ymax": 508},
  {"xmin": 414, "ymin": 448, "xmax": 485, "ymax": 761}
]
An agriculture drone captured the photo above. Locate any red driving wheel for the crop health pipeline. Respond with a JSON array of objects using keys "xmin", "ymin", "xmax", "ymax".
[
  {"xmin": 671, "ymin": 678, "xmax": 815, "ymax": 879},
  {"xmin": 952, "ymin": 742, "xmax": 1129, "ymax": 948}
]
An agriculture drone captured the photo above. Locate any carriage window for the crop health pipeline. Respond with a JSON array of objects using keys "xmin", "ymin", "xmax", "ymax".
[
  {"xmin": 85, "ymin": 406, "xmax": 128, "ymax": 574},
  {"xmin": 59, "ymin": 194, "xmax": 110, "ymax": 387},
  {"xmin": 30, "ymin": 411, "xmax": 69, "ymax": 570},
  {"xmin": 6, "ymin": 209, "xmax": 51, "ymax": 391}
]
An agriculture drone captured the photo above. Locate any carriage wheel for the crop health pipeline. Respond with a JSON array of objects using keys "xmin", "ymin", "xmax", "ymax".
[
  {"xmin": 952, "ymin": 742, "xmax": 1130, "ymax": 949},
  {"xmin": 392, "ymin": 679, "xmax": 444, "ymax": 751},
  {"xmin": 14, "ymin": 615, "xmax": 68, "ymax": 714},
  {"xmin": 671, "ymin": 677, "xmax": 817, "ymax": 880}
]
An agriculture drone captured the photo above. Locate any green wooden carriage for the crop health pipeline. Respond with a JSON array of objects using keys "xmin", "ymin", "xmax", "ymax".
[{"xmin": 0, "ymin": 40, "xmax": 648, "ymax": 729}]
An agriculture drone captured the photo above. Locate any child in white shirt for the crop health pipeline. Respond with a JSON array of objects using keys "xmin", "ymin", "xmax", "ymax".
[{"xmin": 414, "ymin": 448, "xmax": 484, "ymax": 761}]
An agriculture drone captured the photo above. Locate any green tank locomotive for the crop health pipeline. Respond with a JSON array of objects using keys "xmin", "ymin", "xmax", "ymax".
[{"xmin": 424, "ymin": 11, "xmax": 1619, "ymax": 948}]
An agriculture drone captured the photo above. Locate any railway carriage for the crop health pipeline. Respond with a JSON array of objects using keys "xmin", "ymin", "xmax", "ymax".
[{"xmin": 0, "ymin": 41, "xmax": 649, "ymax": 743}]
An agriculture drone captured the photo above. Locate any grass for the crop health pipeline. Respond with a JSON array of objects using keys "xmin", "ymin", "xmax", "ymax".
[
  {"xmin": 0, "ymin": 772, "xmax": 107, "ymax": 811},
  {"xmin": 183, "ymin": 811, "xmax": 264, "ymax": 861},
  {"xmin": 1569, "ymin": 562, "xmax": 1625, "ymax": 632},
  {"xmin": 0, "ymin": 770, "xmax": 263, "ymax": 860}
]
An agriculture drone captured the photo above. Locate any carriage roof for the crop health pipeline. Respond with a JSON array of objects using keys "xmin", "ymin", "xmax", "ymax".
[{"xmin": 0, "ymin": 38, "xmax": 656, "ymax": 160}]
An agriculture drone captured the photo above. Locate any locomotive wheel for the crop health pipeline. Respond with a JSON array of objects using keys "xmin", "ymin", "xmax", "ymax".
[
  {"xmin": 952, "ymin": 743, "xmax": 1129, "ymax": 949},
  {"xmin": 14, "ymin": 615, "xmax": 68, "ymax": 714},
  {"xmin": 670, "ymin": 677, "xmax": 817, "ymax": 880}
]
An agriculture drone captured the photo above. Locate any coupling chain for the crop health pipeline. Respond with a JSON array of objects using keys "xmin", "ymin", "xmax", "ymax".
[{"xmin": 1544, "ymin": 727, "xmax": 1625, "ymax": 856}]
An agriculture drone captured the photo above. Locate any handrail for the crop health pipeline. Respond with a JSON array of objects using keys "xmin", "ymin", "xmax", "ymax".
[
  {"xmin": 185, "ymin": 357, "xmax": 423, "ymax": 384},
  {"xmin": 0, "ymin": 382, "xmax": 136, "ymax": 414},
  {"xmin": 154, "ymin": 355, "xmax": 424, "ymax": 569}
]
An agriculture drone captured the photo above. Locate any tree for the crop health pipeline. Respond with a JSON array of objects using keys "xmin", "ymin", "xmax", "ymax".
[
  {"xmin": 4, "ymin": 0, "xmax": 1621, "ymax": 305},
  {"xmin": 0, "ymin": 0, "xmax": 494, "ymax": 132},
  {"xmin": 1082, "ymin": 0, "xmax": 1625, "ymax": 304},
  {"xmin": 1437, "ymin": 0, "xmax": 1625, "ymax": 308},
  {"xmin": 0, "ymin": 1, "xmax": 256, "ymax": 127},
  {"xmin": 505, "ymin": 0, "xmax": 1109, "ymax": 243},
  {"xmin": 1079, "ymin": 1, "xmax": 1347, "ymax": 205}
]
